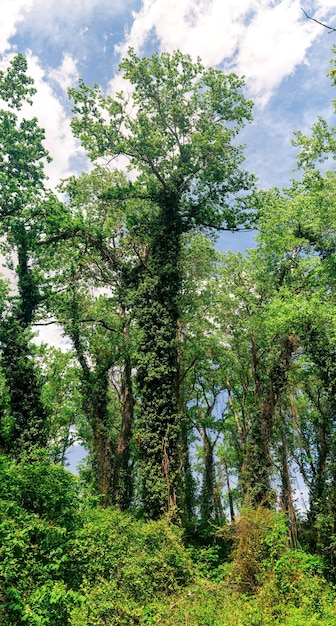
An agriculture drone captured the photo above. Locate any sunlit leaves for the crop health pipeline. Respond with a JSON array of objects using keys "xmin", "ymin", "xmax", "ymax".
[{"xmin": 70, "ymin": 48, "xmax": 255, "ymax": 230}]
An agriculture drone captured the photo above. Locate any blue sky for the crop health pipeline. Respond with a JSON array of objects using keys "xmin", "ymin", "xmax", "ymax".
[{"xmin": 1, "ymin": 0, "xmax": 335, "ymax": 196}]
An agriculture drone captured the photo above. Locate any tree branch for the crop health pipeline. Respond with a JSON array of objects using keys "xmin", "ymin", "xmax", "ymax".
[
  {"xmin": 34, "ymin": 317, "xmax": 124, "ymax": 336},
  {"xmin": 79, "ymin": 317, "xmax": 124, "ymax": 335},
  {"xmin": 38, "ymin": 227, "xmax": 128, "ymax": 277},
  {"xmin": 301, "ymin": 8, "xmax": 336, "ymax": 33},
  {"xmin": 199, "ymin": 221, "xmax": 253, "ymax": 232},
  {"xmin": 180, "ymin": 358, "xmax": 197, "ymax": 383}
]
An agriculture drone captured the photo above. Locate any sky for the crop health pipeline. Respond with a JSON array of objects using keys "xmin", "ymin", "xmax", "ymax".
[
  {"xmin": 1, "ymin": 0, "xmax": 334, "ymax": 479},
  {"xmin": 1, "ymin": 0, "xmax": 335, "ymax": 195}
]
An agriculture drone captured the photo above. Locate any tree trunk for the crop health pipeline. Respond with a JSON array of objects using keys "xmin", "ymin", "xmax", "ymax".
[
  {"xmin": 112, "ymin": 341, "xmax": 134, "ymax": 509},
  {"xmin": 242, "ymin": 334, "xmax": 295, "ymax": 507},
  {"xmin": 136, "ymin": 191, "xmax": 182, "ymax": 518},
  {"xmin": 0, "ymin": 227, "xmax": 48, "ymax": 455},
  {"xmin": 279, "ymin": 416, "xmax": 298, "ymax": 548},
  {"xmin": 224, "ymin": 460, "xmax": 235, "ymax": 522},
  {"xmin": 85, "ymin": 370, "xmax": 115, "ymax": 506}
]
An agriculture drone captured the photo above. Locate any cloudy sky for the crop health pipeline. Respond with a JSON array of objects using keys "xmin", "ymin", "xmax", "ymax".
[{"xmin": 1, "ymin": 0, "xmax": 335, "ymax": 198}]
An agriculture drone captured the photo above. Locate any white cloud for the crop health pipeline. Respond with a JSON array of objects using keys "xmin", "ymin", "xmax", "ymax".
[
  {"xmin": 116, "ymin": 0, "xmax": 247, "ymax": 62},
  {"xmin": 22, "ymin": 52, "xmax": 85, "ymax": 188},
  {"xmin": 48, "ymin": 53, "xmax": 79, "ymax": 93},
  {"xmin": 317, "ymin": 0, "xmax": 336, "ymax": 13},
  {"xmin": 117, "ymin": 0, "xmax": 333, "ymax": 104},
  {"xmin": 236, "ymin": 0, "xmax": 318, "ymax": 104},
  {"xmin": 0, "ymin": 0, "xmax": 35, "ymax": 54}
]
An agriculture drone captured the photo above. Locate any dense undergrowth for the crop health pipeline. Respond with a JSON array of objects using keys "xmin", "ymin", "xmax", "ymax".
[{"xmin": 1, "ymin": 455, "xmax": 335, "ymax": 625}]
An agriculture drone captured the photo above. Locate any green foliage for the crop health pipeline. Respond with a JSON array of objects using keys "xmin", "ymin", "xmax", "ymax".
[
  {"xmin": 143, "ymin": 571, "xmax": 336, "ymax": 626},
  {"xmin": 2, "ymin": 45, "xmax": 336, "ymax": 626},
  {"xmin": 0, "ymin": 454, "xmax": 194, "ymax": 625},
  {"xmin": 70, "ymin": 508, "xmax": 192, "ymax": 593},
  {"xmin": 0, "ymin": 452, "xmax": 81, "ymax": 528},
  {"xmin": 69, "ymin": 48, "xmax": 254, "ymax": 229},
  {"xmin": 226, "ymin": 508, "xmax": 289, "ymax": 593},
  {"xmin": 0, "ymin": 54, "xmax": 36, "ymax": 108},
  {"xmin": 0, "ymin": 323, "xmax": 49, "ymax": 453},
  {"xmin": 0, "ymin": 54, "xmax": 60, "ymax": 457},
  {"xmin": 38, "ymin": 347, "xmax": 84, "ymax": 464},
  {"xmin": 1, "ymin": 455, "xmax": 336, "ymax": 626},
  {"xmin": 146, "ymin": 511, "xmax": 336, "ymax": 625},
  {"xmin": 68, "ymin": 508, "xmax": 192, "ymax": 625},
  {"xmin": 0, "ymin": 455, "xmax": 81, "ymax": 625},
  {"xmin": 310, "ymin": 512, "xmax": 336, "ymax": 577}
]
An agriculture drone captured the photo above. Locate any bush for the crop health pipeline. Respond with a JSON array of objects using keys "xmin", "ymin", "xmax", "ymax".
[
  {"xmin": 1, "ymin": 464, "xmax": 335, "ymax": 626},
  {"xmin": 68, "ymin": 508, "xmax": 193, "ymax": 612},
  {"xmin": 0, "ymin": 452, "xmax": 81, "ymax": 529},
  {"xmin": 0, "ymin": 455, "xmax": 193, "ymax": 625},
  {"xmin": 227, "ymin": 507, "xmax": 289, "ymax": 593},
  {"xmin": 314, "ymin": 512, "xmax": 336, "ymax": 578},
  {"xmin": 0, "ymin": 454, "xmax": 81, "ymax": 625}
]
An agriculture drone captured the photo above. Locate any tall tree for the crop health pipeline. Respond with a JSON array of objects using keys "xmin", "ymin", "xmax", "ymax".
[
  {"xmin": 247, "ymin": 168, "xmax": 336, "ymax": 516},
  {"xmin": 38, "ymin": 167, "xmax": 138, "ymax": 506},
  {"xmin": 69, "ymin": 48, "xmax": 254, "ymax": 518},
  {"xmin": 0, "ymin": 54, "xmax": 58, "ymax": 455}
]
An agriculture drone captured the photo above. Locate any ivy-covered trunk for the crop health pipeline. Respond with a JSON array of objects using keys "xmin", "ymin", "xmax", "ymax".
[
  {"xmin": 242, "ymin": 405, "xmax": 274, "ymax": 507},
  {"xmin": 199, "ymin": 427, "xmax": 217, "ymax": 523},
  {"xmin": 178, "ymin": 417, "xmax": 195, "ymax": 527},
  {"xmin": 278, "ymin": 416, "xmax": 298, "ymax": 547},
  {"xmin": 86, "ymin": 371, "xmax": 115, "ymax": 506},
  {"xmin": 0, "ymin": 55, "xmax": 55, "ymax": 456},
  {"xmin": 136, "ymin": 192, "xmax": 183, "ymax": 518},
  {"xmin": 67, "ymin": 289, "xmax": 115, "ymax": 506},
  {"xmin": 0, "ymin": 227, "xmax": 48, "ymax": 455},
  {"xmin": 68, "ymin": 47, "xmax": 254, "ymax": 519}
]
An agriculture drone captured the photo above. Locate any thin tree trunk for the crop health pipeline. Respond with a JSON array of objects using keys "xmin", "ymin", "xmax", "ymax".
[
  {"xmin": 224, "ymin": 460, "xmax": 235, "ymax": 522},
  {"xmin": 279, "ymin": 417, "xmax": 298, "ymax": 548},
  {"xmin": 242, "ymin": 334, "xmax": 295, "ymax": 507},
  {"xmin": 112, "ymin": 341, "xmax": 134, "ymax": 508}
]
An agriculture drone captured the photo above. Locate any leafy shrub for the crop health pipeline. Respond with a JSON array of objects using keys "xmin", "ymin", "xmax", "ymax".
[
  {"xmin": 0, "ymin": 454, "xmax": 81, "ymax": 625},
  {"xmin": 187, "ymin": 544, "xmax": 231, "ymax": 581},
  {"xmin": 139, "ymin": 570, "xmax": 336, "ymax": 626},
  {"xmin": 0, "ymin": 451, "xmax": 81, "ymax": 529},
  {"xmin": 69, "ymin": 580, "xmax": 142, "ymax": 626},
  {"xmin": 0, "ymin": 455, "xmax": 194, "ymax": 625},
  {"xmin": 314, "ymin": 512, "xmax": 336, "ymax": 578},
  {"xmin": 227, "ymin": 507, "xmax": 289, "ymax": 593},
  {"xmin": 1, "ymin": 462, "xmax": 335, "ymax": 626},
  {"xmin": 69, "ymin": 508, "xmax": 192, "ymax": 596}
]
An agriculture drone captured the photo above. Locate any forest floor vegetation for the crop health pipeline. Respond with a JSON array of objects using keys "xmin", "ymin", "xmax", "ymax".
[{"xmin": 1, "ymin": 455, "xmax": 336, "ymax": 625}]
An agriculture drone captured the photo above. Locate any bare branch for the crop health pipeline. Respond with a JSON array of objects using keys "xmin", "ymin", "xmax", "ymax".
[
  {"xmin": 301, "ymin": 8, "xmax": 336, "ymax": 33},
  {"xmin": 79, "ymin": 317, "xmax": 124, "ymax": 335},
  {"xmin": 34, "ymin": 317, "xmax": 124, "ymax": 336},
  {"xmin": 180, "ymin": 358, "xmax": 197, "ymax": 383}
]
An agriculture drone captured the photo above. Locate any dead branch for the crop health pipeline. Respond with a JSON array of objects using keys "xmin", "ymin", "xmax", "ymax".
[{"xmin": 301, "ymin": 8, "xmax": 336, "ymax": 33}]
